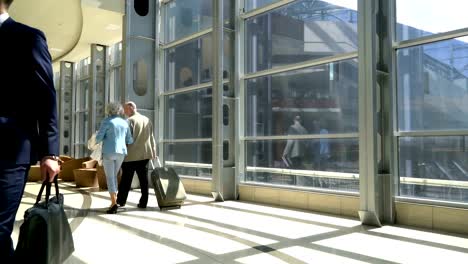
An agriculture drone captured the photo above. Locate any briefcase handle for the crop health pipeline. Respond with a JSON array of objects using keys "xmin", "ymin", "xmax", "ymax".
[{"xmin": 36, "ymin": 175, "xmax": 60, "ymax": 206}]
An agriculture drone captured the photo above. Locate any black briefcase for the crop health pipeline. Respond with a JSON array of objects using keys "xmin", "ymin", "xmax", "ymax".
[{"xmin": 15, "ymin": 177, "xmax": 74, "ymax": 264}]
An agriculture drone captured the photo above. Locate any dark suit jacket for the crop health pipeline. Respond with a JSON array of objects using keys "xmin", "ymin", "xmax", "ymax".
[{"xmin": 0, "ymin": 18, "xmax": 59, "ymax": 164}]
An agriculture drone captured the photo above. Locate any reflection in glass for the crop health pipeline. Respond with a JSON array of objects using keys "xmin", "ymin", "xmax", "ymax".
[
  {"xmin": 397, "ymin": 38, "xmax": 468, "ymax": 131},
  {"xmin": 399, "ymin": 136, "xmax": 468, "ymax": 202},
  {"xmin": 165, "ymin": 33, "xmax": 233, "ymax": 91},
  {"xmin": 396, "ymin": 0, "xmax": 468, "ymax": 41},
  {"xmin": 165, "ymin": 88, "xmax": 212, "ymax": 139},
  {"xmin": 165, "ymin": 0, "xmax": 212, "ymax": 43},
  {"xmin": 79, "ymin": 57, "xmax": 90, "ymax": 77},
  {"xmin": 246, "ymin": 0, "xmax": 358, "ymax": 73},
  {"xmin": 165, "ymin": 142, "xmax": 212, "ymax": 163},
  {"xmin": 164, "ymin": 142, "xmax": 212, "ymax": 178},
  {"xmin": 79, "ymin": 80, "xmax": 89, "ymax": 110},
  {"xmin": 245, "ymin": 138, "xmax": 359, "ymax": 191},
  {"xmin": 164, "ymin": 0, "xmax": 233, "ymax": 43},
  {"xmin": 110, "ymin": 68, "xmax": 122, "ymax": 102},
  {"xmin": 246, "ymin": 59, "xmax": 358, "ymax": 136}
]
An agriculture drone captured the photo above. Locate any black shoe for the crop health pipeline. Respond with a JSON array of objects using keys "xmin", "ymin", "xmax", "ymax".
[
  {"xmin": 106, "ymin": 204, "xmax": 118, "ymax": 214},
  {"xmin": 137, "ymin": 204, "xmax": 147, "ymax": 209},
  {"xmin": 117, "ymin": 203, "xmax": 126, "ymax": 207}
]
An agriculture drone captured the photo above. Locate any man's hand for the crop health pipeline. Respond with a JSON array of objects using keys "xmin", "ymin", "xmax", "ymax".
[{"xmin": 40, "ymin": 158, "xmax": 61, "ymax": 182}]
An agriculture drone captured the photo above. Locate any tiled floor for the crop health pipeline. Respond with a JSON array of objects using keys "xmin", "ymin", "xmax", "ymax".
[{"xmin": 13, "ymin": 182, "xmax": 468, "ymax": 264}]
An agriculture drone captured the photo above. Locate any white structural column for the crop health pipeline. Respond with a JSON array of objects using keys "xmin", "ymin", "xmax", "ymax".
[
  {"xmin": 358, "ymin": 0, "xmax": 383, "ymax": 226},
  {"xmin": 59, "ymin": 61, "xmax": 75, "ymax": 156},
  {"xmin": 122, "ymin": 0, "xmax": 157, "ymax": 127},
  {"xmin": 89, "ymin": 44, "xmax": 108, "ymax": 136},
  {"xmin": 211, "ymin": 0, "xmax": 236, "ymax": 201},
  {"xmin": 212, "ymin": 0, "xmax": 225, "ymax": 201}
]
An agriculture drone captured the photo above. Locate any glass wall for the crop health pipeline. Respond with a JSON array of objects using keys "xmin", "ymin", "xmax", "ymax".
[
  {"xmin": 395, "ymin": 1, "xmax": 468, "ymax": 203},
  {"xmin": 55, "ymin": 0, "xmax": 468, "ymax": 211},
  {"xmin": 242, "ymin": 0, "xmax": 359, "ymax": 192}
]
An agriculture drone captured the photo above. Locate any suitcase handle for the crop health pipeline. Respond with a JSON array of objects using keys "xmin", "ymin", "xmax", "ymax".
[{"xmin": 36, "ymin": 175, "xmax": 60, "ymax": 206}]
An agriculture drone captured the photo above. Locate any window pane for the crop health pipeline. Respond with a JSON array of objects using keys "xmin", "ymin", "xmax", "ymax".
[
  {"xmin": 396, "ymin": 0, "xmax": 468, "ymax": 42},
  {"xmin": 79, "ymin": 80, "xmax": 89, "ymax": 110},
  {"xmin": 245, "ymin": 138, "xmax": 359, "ymax": 191},
  {"xmin": 165, "ymin": 88, "xmax": 212, "ymax": 139},
  {"xmin": 78, "ymin": 58, "xmax": 90, "ymax": 77},
  {"xmin": 164, "ymin": 0, "xmax": 233, "ymax": 43},
  {"xmin": 246, "ymin": 0, "xmax": 358, "ymax": 73},
  {"xmin": 164, "ymin": 142, "xmax": 212, "ymax": 178},
  {"xmin": 165, "ymin": 34, "xmax": 233, "ymax": 92},
  {"xmin": 165, "ymin": 0, "xmax": 212, "ymax": 43},
  {"xmin": 245, "ymin": 0, "xmax": 282, "ymax": 11},
  {"xmin": 397, "ymin": 38, "xmax": 468, "ymax": 131},
  {"xmin": 399, "ymin": 136, "xmax": 468, "ymax": 203},
  {"xmin": 223, "ymin": 0, "xmax": 235, "ymax": 29},
  {"xmin": 246, "ymin": 59, "xmax": 358, "ymax": 136}
]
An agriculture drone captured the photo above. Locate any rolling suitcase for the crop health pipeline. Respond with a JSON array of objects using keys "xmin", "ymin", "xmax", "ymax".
[{"xmin": 151, "ymin": 167, "xmax": 187, "ymax": 210}]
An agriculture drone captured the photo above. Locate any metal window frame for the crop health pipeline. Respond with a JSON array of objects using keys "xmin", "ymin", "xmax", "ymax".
[
  {"xmin": 161, "ymin": 28, "xmax": 213, "ymax": 49},
  {"xmin": 394, "ymin": 28, "xmax": 468, "ymax": 50},
  {"xmin": 162, "ymin": 82, "xmax": 213, "ymax": 96},
  {"xmin": 158, "ymin": 2, "xmax": 167, "ymax": 166},
  {"xmin": 161, "ymin": 79, "xmax": 229, "ymax": 96},
  {"xmin": 242, "ymin": 52, "xmax": 358, "ymax": 80},
  {"xmin": 237, "ymin": 0, "xmax": 246, "ymax": 184},
  {"xmin": 395, "ymin": 130, "xmax": 468, "ymax": 137}
]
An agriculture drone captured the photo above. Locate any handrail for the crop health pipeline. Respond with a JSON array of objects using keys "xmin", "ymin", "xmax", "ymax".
[
  {"xmin": 246, "ymin": 166, "xmax": 468, "ymax": 189},
  {"xmin": 246, "ymin": 166, "xmax": 358, "ymax": 180},
  {"xmin": 165, "ymin": 161, "xmax": 212, "ymax": 169}
]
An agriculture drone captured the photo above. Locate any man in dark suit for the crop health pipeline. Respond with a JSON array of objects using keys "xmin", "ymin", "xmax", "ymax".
[{"xmin": 0, "ymin": 0, "xmax": 61, "ymax": 260}]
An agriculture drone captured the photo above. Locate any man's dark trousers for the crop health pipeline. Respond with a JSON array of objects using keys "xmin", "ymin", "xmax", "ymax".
[
  {"xmin": 117, "ymin": 160, "xmax": 149, "ymax": 207},
  {"xmin": 0, "ymin": 17, "xmax": 59, "ymax": 262},
  {"xmin": 0, "ymin": 163, "xmax": 30, "ymax": 262}
]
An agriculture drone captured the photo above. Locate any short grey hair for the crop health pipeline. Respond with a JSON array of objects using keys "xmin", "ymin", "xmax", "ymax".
[{"xmin": 106, "ymin": 102, "xmax": 123, "ymax": 116}]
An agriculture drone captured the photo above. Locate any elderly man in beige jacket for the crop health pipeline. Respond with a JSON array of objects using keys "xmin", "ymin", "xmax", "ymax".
[{"xmin": 117, "ymin": 102, "xmax": 156, "ymax": 208}]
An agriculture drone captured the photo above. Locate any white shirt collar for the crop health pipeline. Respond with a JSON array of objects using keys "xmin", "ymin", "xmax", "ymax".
[{"xmin": 0, "ymin": 13, "xmax": 10, "ymax": 27}]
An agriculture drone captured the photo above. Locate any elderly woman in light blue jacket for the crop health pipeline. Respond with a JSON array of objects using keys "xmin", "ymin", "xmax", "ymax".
[{"xmin": 96, "ymin": 102, "xmax": 133, "ymax": 214}]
